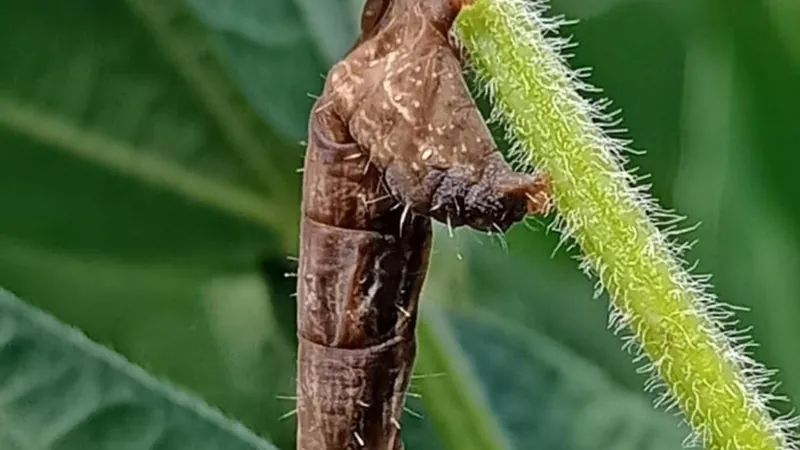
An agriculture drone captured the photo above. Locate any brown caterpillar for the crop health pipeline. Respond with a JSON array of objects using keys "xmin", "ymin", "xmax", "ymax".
[{"xmin": 295, "ymin": 1, "xmax": 550, "ymax": 448}]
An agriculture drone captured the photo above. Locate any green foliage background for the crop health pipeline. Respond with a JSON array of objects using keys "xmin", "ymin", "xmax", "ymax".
[{"xmin": 1, "ymin": 0, "xmax": 799, "ymax": 448}]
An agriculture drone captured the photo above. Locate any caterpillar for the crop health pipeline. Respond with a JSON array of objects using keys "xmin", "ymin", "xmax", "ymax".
[{"xmin": 295, "ymin": 1, "xmax": 550, "ymax": 448}]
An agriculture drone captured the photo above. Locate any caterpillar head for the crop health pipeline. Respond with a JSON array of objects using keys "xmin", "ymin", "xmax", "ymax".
[{"xmin": 324, "ymin": 0, "xmax": 551, "ymax": 232}]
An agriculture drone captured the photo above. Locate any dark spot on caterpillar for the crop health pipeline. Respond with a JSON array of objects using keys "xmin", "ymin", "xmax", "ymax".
[
  {"xmin": 384, "ymin": 151, "xmax": 550, "ymax": 231},
  {"xmin": 295, "ymin": 1, "xmax": 551, "ymax": 449}
]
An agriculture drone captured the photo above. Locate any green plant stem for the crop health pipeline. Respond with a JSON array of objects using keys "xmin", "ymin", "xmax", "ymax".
[{"xmin": 454, "ymin": 1, "xmax": 794, "ymax": 448}]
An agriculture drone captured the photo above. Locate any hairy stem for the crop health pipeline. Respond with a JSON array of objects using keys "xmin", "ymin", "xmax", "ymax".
[{"xmin": 454, "ymin": 0, "xmax": 797, "ymax": 448}]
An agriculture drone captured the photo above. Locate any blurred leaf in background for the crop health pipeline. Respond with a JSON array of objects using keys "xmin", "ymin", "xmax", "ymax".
[
  {"xmin": 0, "ymin": 287, "xmax": 279, "ymax": 450},
  {"xmin": 1, "ymin": 0, "xmax": 799, "ymax": 449}
]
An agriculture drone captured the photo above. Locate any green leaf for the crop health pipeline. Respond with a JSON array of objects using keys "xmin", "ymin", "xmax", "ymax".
[
  {"xmin": 0, "ymin": 0, "xmax": 301, "ymax": 252},
  {"xmin": 448, "ymin": 311, "xmax": 688, "ymax": 450},
  {"xmin": 181, "ymin": 0, "xmax": 356, "ymax": 141},
  {"xmin": 428, "ymin": 227, "xmax": 642, "ymax": 390},
  {"xmin": 764, "ymin": 0, "xmax": 800, "ymax": 73},
  {"xmin": 413, "ymin": 307, "xmax": 511, "ymax": 450},
  {"xmin": 672, "ymin": 27, "xmax": 737, "ymax": 272},
  {"xmin": 703, "ymin": 0, "xmax": 800, "ymax": 417},
  {"xmin": 0, "ymin": 286, "xmax": 279, "ymax": 450},
  {"xmin": 552, "ymin": 0, "xmax": 654, "ymax": 20},
  {"xmin": 0, "ymin": 107, "xmax": 283, "ymax": 261},
  {"xmin": 719, "ymin": 193, "xmax": 800, "ymax": 414},
  {"xmin": 423, "ymin": 227, "xmax": 687, "ymax": 449},
  {"xmin": 0, "ymin": 236, "xmax": 298, "ymax": 449},
  {"xmin": 0, "ymin": 0, "xmax": 306, "ymax": 446}
]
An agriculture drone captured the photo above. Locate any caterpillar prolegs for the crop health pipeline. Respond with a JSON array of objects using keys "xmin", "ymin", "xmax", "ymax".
[{"xmin": 296, "ymin": 1, "xmax": 550, "ymax": 448}]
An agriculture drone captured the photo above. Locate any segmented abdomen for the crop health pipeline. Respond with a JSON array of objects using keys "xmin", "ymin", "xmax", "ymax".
[{"xmin": 296, "ymin": 114, "xmax": 432, "ymax": 450}]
